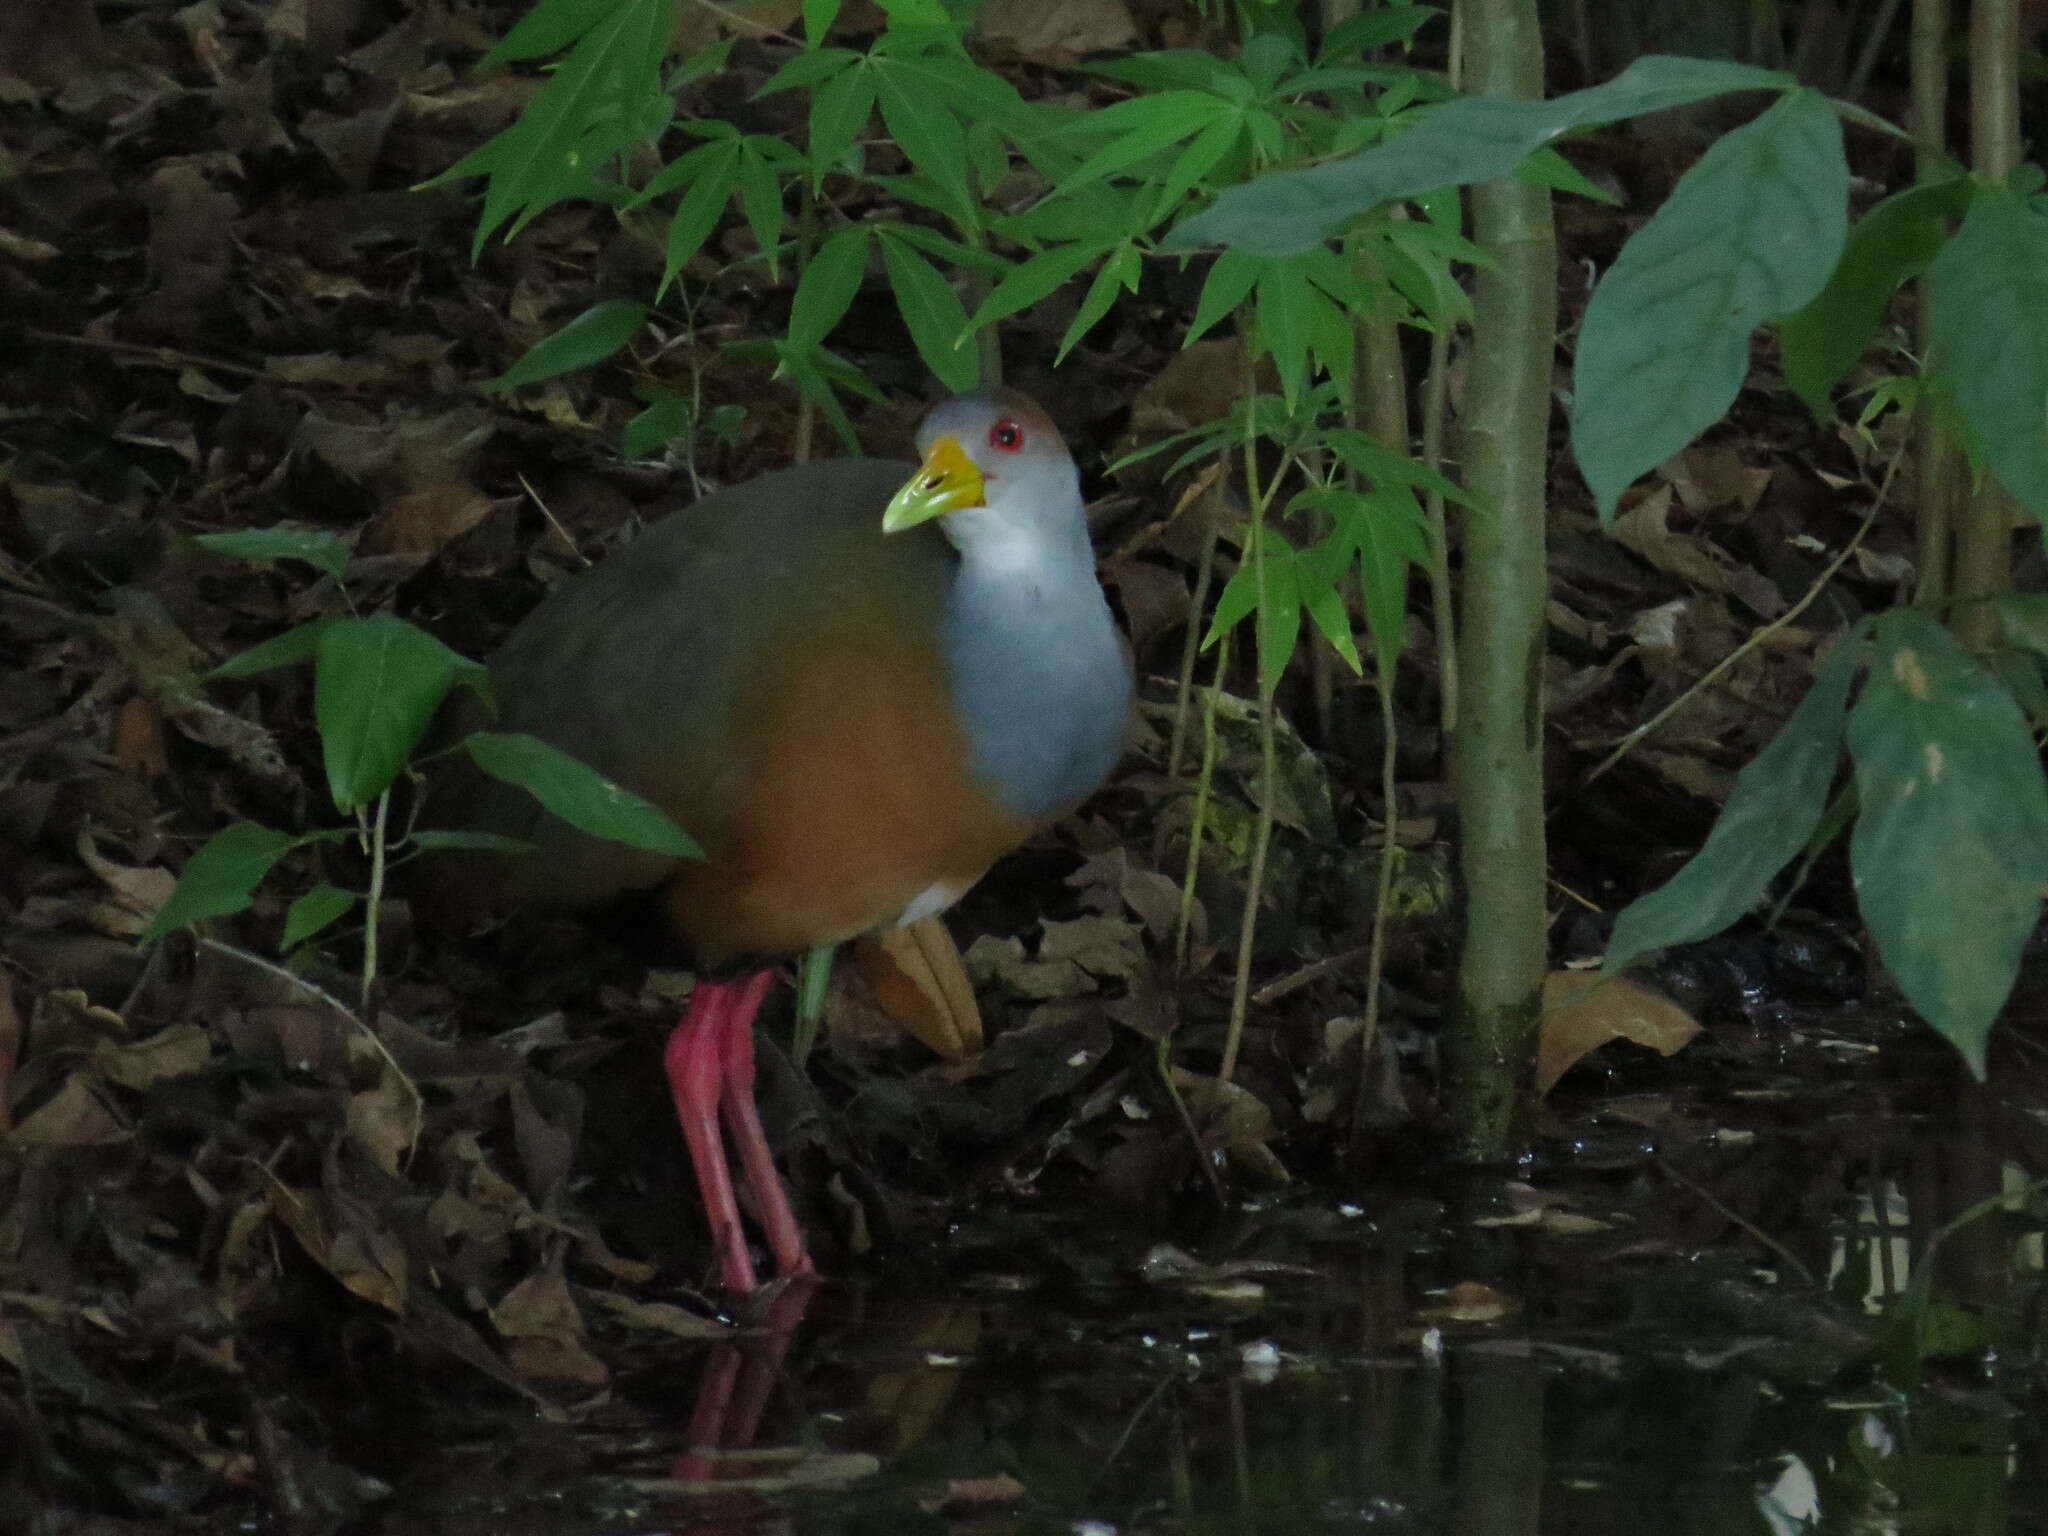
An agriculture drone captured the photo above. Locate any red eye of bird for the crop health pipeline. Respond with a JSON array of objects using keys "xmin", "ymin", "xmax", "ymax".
[{"xmin": 988, "ymin": 419, "xmax": 1025, "ymax": 452}]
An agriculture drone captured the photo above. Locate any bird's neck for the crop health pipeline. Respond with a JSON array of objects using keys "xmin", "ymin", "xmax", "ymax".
[{"xmin": 941, "ymin": 508, "xmax": 1128, "ymax": 823}]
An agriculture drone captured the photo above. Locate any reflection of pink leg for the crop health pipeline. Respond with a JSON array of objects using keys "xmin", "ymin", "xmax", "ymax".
[
  {"xmin": 669, "ymin": 1272, "xmax": 821, "ymax": 1487},
  {"xmin": 663, "ymin": 982, "xmax": 758, "ymax": 1294},
  {"xmin": 717, "ymin": 971, "xmax": 817, "ymax": 1281}
]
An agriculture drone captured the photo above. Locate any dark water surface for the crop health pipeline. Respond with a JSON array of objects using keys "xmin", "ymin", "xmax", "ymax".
[{"xmin": 346, "ymin": 1007, "xmax": 2047, "ymax": 1536}]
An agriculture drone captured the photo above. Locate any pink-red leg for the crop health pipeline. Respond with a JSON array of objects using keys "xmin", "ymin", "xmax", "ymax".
[
  {"xmin": 662, "ymin": 968, "xmax": 814, "ymax": 1293},
  {"xmin": 715, "ymin": 972, "xmax": 815, "ymax": 1282},
  {"xmin": 663, "ymin": 981, "xmax": 759, "ymax": 1293}
]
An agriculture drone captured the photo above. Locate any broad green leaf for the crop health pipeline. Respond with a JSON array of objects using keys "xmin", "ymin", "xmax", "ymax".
[
  {"xmin": 1780, "ymin": 174, "xmax": 1970, "ymax": 418},
  {"xmin": 1994, "ymin": 591, "xmax": 2048, "ymax": 658},
  {"xmin": 1166, "ymin": 53, "xmax": 1791, "ymax": 254},
  {"xmin": 465, "ymin": 730, "xmax": 701, "ymax": 857},
  {"xmin": 1572, "ymin": 90, "xmax": 1847, "ymax": 520},
  {"xmin": 141, "ymin": 822, "xmax": 298, "ymax": 941},
  {"xmin": 316, "ymin": 614, "xmax": 483, "ymax": 813},
  {"xmin": 195, "ymin": 527, "xmax": 351, "ymax": 582},
  {"xmin": 210, "ymin": 616, "xmax": 342, "ymax": 680},
  {"xmin": 967, "ymin": 242, "xmax": 1113, "ymax": 332},
  {"xmin": 621, "ymin": 384, "xmax": 689, "ymax": 459},
  {"xmin": 788, "ymin": 224, "xmax": 870, "ymax": 348},
  {"xmin": 282, "ymin": 883, "xmax": 357, "ymax": 950},
  {"xmin": 1055, "ymin": 243, "xmax": 1141, "ymax": 363},
  {"xmin": 1605, "ymin": 628, "xmax": 1864, "ymax": 975},
  {"xmin": 492, "ymin": 299, "xmax": 650, "ymax": 390},
  {"xmin": 1186, "ymin": 251, "xmax": 1263, "ymax": 343},
  {"xmin": 879, "ymin": 235, "xmax": 978, "ymax": 392},
  {"xmin": 1240, "ymin": 33, "xmax": 1297, "ymax": 94},
  {"xmin": 1849, "ymin": 608, "xmax": 2048, "ymax": 1075},
  {"xmin": 1926, "ymin": 183, "xmax": 2048, "ymax": 519}
]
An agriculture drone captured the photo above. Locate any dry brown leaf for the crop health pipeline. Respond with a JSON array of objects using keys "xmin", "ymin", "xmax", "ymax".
[
  {"xmin": 1537, "ymin": 971, "xmax": 1701, "ymax": 1095},
  {"xmin": 359, "ymin": 482, "xmax": 493, "ymax": 556},
  {"xmin": 93, "ymin": 1023, "xmax": 211, "ymax": 1089},
  {"xmin": 977, "ymin": 0, "xmax": 1133, "ymax": 61},
  {"xmin": 584, "ymin": 1290, "xmax": 725, "ymax": 1340},
  {"xmin": 11, "ymin": 1076, "xmax": 128, "ymax": 1146}
]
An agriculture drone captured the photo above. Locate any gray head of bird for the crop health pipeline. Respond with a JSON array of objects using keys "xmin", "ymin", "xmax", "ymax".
[{"xmin": 881, "ymin": 389, "xmax": 1087, "ymax": 572}]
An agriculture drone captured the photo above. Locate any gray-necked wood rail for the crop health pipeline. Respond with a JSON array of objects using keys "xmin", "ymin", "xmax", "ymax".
[{"xmin": 422, "ymin": 388, "xmax": 1131, "ymax": 1293}]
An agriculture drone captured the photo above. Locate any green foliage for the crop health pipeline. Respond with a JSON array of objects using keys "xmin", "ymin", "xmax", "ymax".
[
  {"xmin": 1925, "ymin": 183, "xmax": 2048, "ymax": 520},
  {"xmin": 150, "ymin": 545, "xmax": 698, "ymax": 954},
  {"xmin": 1607, "ymin": 608, "xmax": 2048, "ymax": 1076},
  {"xmin": 1779, "ymin": 174, "xmax": 1970, "ymax": 417},
  {"xmin": 1573, "ymin": 89, "xmax": 1848, "ymax": 519},
  {"xmin": 465, "ymin": 730, "xmax": 702, "ymax": 857},
  {"xmin": 1164, "ymin": 53, "xmax": 1789, "ymax": 254}
]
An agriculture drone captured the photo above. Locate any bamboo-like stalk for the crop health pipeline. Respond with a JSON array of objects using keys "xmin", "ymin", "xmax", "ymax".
[
  {"xmin": 1951, "ymin": 0, "xmax": 2020, "ymax": 650},
  {"xmin": 1909, "ymin": 0, "xmax": 1954, "ymax": 607},
  {"xmin": 1445, "ymin": 0, "xmax": 1555, "ymax": 1161}
]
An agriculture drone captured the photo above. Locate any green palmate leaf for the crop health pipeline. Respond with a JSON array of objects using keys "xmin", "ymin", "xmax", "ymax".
[
  {"xmin": 316, "ymin": 614, "xmax": 484, "ymax": 814},
  {"xmin": 621, "ymin": 384, "xmax": 689, "ymax": 459},
  {"xmin": 1319, "ymin": 5, "xmax": 1441, "ymax": 60},
  {"xmin": 1056, "ymin": 243, "xmax": 1141, "ymax": 363},
  {"xmin": 1513, "ymin": 144, "xmax": 1617, "ymax": 202},
  {"xmin": 1926, "ymin": 183, "xmax": 2048, "ymax": 520},
  {"xmin": 1204, "ymin": 529, "xmax": 1304, "ymax": 698},
  {"xmin": 1148, "ymin": 115, "xmax": 1245, "ymax": 227},
  {"xmin": 196, "ymin": 526, "xmax": 351, "ymax": 582},
  {"xmin": 429, "ymin": 0, "xmax": 674, "ymax": 251},
  {"xmin": 1848, "ymin": 608, "xmax": 2048, "ymax": 1075},
  {"xmin": 1055, "ymin": 91, "xmax": 1226, "ymax": 196},
  {"xmin": 754, "ymin": 45, "xmax": 856, "ymax": 94},
  {"xmin": 879, "ymin": 234, "xmax": 978, "ymax": 392},
  {"xmin": 1166, "ymin": 53, "xmax": 1792, "ymax": 254},
  {"xmin": 492, "ymin": 299, "xmax": 650, "ymax": 390},
  {"xmin": 658, "ymin": 143, "xmax": 742, "ymax": 293},
  {"xmin": 734, "ymin": 145, "xmax": 788, "ymax": 278},
  {"xmin": 480, "ymin": 0, "xmax": 610, "ymax": 67},
  {"xmin": 1572, "ymin": 89, "xmax": 1848, "ymax": 520},
  {"xmin": 803, "ymin": 0, "xmax": 841, "ymax": 42},
  {"xmin": 1255, "ymin": 258, "xmax": 1316, "ymax": 406},
  {"xmin": 1316, "ymin": 482, "xmax": 1427, "ymax": 665},
  {"xmin": 1780, "ymin": 173, "xmax": 1970, "ymax": 418},
  {"xmin": 1605, "ymin": 627, "xmax": 1865, "ymax": 975},
  {"xmin": 1186, "ymin": 251, "xmax": 1262, "ymax": 343},
  {"xmin": 282, "ymin": 883, "xmax": 357, "ymax": 950},
  {"xmin": 873, "ymin": 57, "xmax": 970, "ymax": 215},
  {"xmin": 142, "ymin": 822, "xmax": 298, "ymax": 941},
  {"xmin": 465, "ymin": 730, "xmax": 701, "ymax": 857},
  {"xmin": 807, "ymin": 62, "xmax": 876, "ymax": 179},
  {"xmin": 409, "ymin": 829, "xmax": 540, "ymax": 855},
  {"xmin": 1295, "ymin": 532, "xmax": 1364, "ymax": 674},
  {"xmin": 210, "ymin": 616, "xmax": 342, "ymax": 680},
  {"xmin": 788, "ymin": 225, "xmax": 870, "ymax": 348},
  {"xmin": 969, "ymin": 242, "xmax": 1116, "ymax": 333}
]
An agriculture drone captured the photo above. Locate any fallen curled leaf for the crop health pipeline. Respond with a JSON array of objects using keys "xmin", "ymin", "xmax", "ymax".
[
  {"xmin": 1537, "ymin": 972, "xmax": 1701, "ymax": 1095},
  {"xmin": 1416, "ymin": 1279, "xmax": 1518, "ymax": 1326}
]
